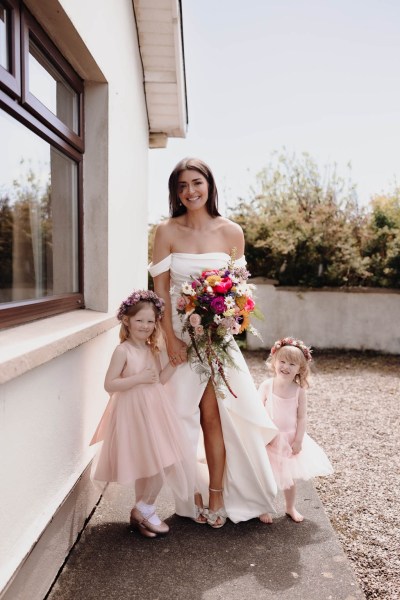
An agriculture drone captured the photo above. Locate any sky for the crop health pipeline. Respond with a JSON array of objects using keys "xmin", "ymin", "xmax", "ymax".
[{"xmin": 148, "ymin": 0, "xmax": 400, "ymax": 223}]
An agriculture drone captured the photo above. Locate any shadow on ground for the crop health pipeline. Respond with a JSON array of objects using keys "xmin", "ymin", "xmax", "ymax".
[{"xmin": 47, "ymin": 482, "xmax": 364, "ymax": 600}]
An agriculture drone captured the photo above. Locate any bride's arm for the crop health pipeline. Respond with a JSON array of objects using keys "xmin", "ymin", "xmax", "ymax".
[
  {"xmin": 153, "ymin": 271, "xmax": 186, "ymax": 354},
  {"xmin": 152, "ymin": 223, "xmax": 187, "ymax": 365}
]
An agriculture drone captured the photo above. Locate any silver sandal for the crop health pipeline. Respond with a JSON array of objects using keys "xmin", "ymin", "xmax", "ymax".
[
  {"xmin": 193, "ymin": 493, "xmax": 208, "ymax": 524},
  {"xmin": 207, "ymin": 488, "xmax": 227, "ymax": 529},
  {"xmin": 193, "ymin": 504, "xmax": 209, "ymax": 524}
]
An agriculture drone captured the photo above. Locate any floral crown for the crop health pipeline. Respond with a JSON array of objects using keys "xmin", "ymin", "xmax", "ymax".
[
  {"xmin": 270, "ymin": 337, "xmax": 312, "ymax": 362},
  {"xmin": 117, "ymin": 290, "xmax": 165, "ymax": 321}
]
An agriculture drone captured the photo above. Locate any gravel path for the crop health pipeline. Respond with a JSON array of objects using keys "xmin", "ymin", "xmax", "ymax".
[{"xmin": 244, "ymin": 350, "xmax": 400, "ymax": 600}]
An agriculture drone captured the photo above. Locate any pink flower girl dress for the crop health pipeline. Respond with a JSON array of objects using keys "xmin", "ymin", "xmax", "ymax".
[{"xmin": 90, "ymin": 341, "xmax": 193, "ymax": 504}]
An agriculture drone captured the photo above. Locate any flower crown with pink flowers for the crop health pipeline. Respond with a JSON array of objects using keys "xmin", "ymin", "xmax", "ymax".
[
  {"xmin": 117, "ymin": 290, "xmax": 165, "ymax": 321},
  {"xmin": 270, "ymin": 337, "xmax": 313, "ymax": 362}
]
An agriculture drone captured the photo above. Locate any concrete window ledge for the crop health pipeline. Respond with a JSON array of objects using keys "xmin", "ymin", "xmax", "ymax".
[{"xmin": 0, "ymin": 310, "xmax": 118, "ymax": 384}]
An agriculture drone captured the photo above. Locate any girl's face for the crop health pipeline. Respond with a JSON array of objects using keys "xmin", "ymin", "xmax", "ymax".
[
  {"xmin": 124, "ymin": 306, "xmax": 156, "ymax": 345},
  {"xmin": 274, "ymin": 354, "xmax": 301, "ymax": 382},
  {"xmin": 177, "ymin": 169, "xmax": 209, "ymax": 212}
]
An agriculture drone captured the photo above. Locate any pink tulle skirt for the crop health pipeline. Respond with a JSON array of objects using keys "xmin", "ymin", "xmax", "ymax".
[
  {"xmin": 267, "ymin": 431, "xmax": 334, "ymax": 490},
  {"xmin": 90, "ymin": 382, "xmax": 193, "ymax": 502}
]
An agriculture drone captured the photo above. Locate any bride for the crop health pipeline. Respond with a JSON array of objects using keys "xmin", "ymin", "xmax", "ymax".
[{"xmin": 149, "ymin": 157, "xmax": 277, "ymax": 527}]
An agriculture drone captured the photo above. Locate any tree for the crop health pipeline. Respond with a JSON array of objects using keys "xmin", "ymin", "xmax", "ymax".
[
  {"xmin": 363, "ymin": 191, "xmax": 400, "ymax": 288},
  {"xmin": 230, "ymin": 150, "xmax": 372, "ymax": 287},
  {"xmin": 0, "ymin": 195, "xmax": 13, "ymax": 291},
  {"xmin": 0, "ymin": 167, "xmax": 52, "ymax": 298}
]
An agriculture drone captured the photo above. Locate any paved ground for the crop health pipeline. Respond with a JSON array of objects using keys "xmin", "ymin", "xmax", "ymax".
[{"xmin": 46, "ymin": 480, "xmax": 364, "ymax": 600}]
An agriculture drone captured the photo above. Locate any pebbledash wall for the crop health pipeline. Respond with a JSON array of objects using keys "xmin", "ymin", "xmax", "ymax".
[
  {"xmin": 0, "ymin": 1, "xmax": 186, "ymax": 599},
  {"xmin": 247, "ymin": 280, "xmax": 400, "ymax": 355}
]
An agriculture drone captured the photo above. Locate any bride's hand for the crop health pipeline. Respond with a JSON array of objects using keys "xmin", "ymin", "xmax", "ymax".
[{"xmin": 167, "ymin": 336, "xmax": 187, "ymax": 366}]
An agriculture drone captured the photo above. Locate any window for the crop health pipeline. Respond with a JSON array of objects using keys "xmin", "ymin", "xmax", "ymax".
[
  {"xmin": 0, "ymin": 2, "xmax": 84, "ymax": 328},
  {"xmin": 0, "ymin": 0, "xmax": 20, "ymax": 97},
  {"xmin": 0, "ymin": 4, "xmax": 9, "ymax": 69}
]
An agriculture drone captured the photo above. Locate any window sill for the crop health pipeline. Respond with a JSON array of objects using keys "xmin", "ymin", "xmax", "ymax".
[{"xmin": 0, "ymin": 310, "xmax": 117, "ymax": 384}]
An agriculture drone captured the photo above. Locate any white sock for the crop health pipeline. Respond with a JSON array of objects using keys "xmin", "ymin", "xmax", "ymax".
[{"xmin": 136, "ymin": 501, "xmax": 161, "ymax": 525}]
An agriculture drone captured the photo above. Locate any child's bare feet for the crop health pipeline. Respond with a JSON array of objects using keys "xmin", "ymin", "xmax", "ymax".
[
  {"xmin": 285, "ymin": 508, "xmax": 304, "ymax": 522},
  {"xmin": 259, "ymin": 513, "xmax": 273, "ymax": 524}
]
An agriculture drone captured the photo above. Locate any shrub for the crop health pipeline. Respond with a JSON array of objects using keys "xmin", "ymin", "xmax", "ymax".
[
  {"xmin": 363, "ymin": 193, "xmax": 400, "ymax": 288},
  {"xmin": 147, "ymin": 152, "xmax": 400, "ymax": 289}
]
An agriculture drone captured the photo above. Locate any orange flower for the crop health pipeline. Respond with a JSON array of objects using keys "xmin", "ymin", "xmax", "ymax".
[
  {"xmin": 235, "ymin": 296, "xmax": 247, "ymax": 310},
  {"xmin": 185, "ymin": 297, "xmax": 196, "ymax": 313},
  {"xmin": 206, "ymin": 275, "xmax": 221, "ymax": 286}
]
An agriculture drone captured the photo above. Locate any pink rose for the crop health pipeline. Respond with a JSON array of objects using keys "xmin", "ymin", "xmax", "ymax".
[
  {"xmin": 213, "ymin": 277, "xmax": 233, "ymax": 294},
  {"xmin": 201, "ymin": 269, "xmax": 219, "ymax": 278},
  {"xmin": 189, "ymin": 313, "xmax": 202, "ymax": 327},
  {"xmin": 244, "ymin": 297, "xmax": 255, "ymax": 311},
  {"xmin": 194, "ymin": 325, "xmax": 204, "ymax": 336},
  {"xmin": 176, "ymin": 296, "xmax": 187, "ymax": 311}
]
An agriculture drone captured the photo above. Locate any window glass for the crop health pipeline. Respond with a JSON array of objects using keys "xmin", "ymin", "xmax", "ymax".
[
  {"xmin": 29, "ymin": 40, "xmax": 79, "ymax": 133},
  {"xmin": 0, "ymin": 3, "xmax": 9, "ymax": 70},
  {"xmin": 0, "ymin": 109, "xmax": 79, "ymax": 303}
]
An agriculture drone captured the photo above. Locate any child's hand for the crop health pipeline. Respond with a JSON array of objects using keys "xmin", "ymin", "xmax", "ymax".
[
  {"xmin": 139, "ymin": 367, "xmax": 159, "ymax": 385},
  {"xmin": 291, "ymin": 441, "xmax": 302, "ymax": 455}
]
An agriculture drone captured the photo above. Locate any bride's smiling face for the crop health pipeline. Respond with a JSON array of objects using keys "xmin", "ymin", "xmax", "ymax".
[{"xmin": 177, "ymin": 169, "xmax": 209, "ymax": 212}]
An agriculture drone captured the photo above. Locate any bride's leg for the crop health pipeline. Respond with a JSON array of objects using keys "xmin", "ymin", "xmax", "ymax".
[{"xmin": 199, "ymin": 380, "xmax": 226, "ymax": 525}]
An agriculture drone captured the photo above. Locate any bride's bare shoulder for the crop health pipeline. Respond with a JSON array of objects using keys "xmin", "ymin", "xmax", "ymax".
[
  {"xmin": 153, "ymin": 218, "xmax": 178, "ymax": 259},
  {"xmin": 218, "ymin": 217, "xmax": 243, "ymax": 233},
  {"xmin": 154, "ymin": 218, "xmax": 179, "ymax": 238},
  {"xmin": 217, "ymin": 217, "xmax": 244, "ymax": 252}
]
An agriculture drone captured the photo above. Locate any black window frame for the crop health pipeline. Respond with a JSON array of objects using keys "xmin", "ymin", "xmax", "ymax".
[{"xmin": 0, "ymin": 2, "xmax": 84, "ymax": 329}]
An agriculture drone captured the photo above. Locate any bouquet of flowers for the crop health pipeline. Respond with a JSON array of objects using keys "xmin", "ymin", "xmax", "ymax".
[{"xmin": 176, "ymin": 250, "xmax": 263, "ymax": 398}]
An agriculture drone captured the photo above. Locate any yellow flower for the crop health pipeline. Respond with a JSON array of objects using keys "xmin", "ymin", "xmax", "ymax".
[
  {"xmin": 235, "ymin": 296, "xmax": 247, "ymax": 310},
  {"xmin": 239, "ymin": 312, "xmax": 250, "ymax": 333},
  {"xmin": 206, "ymin": 275, "xmax": 221, "ymax": 286}
]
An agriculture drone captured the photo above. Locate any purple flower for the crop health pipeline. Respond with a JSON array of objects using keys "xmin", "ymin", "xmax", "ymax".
[
  {"xmin": 117, "ymin": 289, "xmax": 165, "ymax": 320},
  {"xmin": 210, "ymin": 296, "xmax": 226, "ymax": 314},
  {"xmin": 198, "ymin": 293, "xmax": 211, "ymax": 305}
]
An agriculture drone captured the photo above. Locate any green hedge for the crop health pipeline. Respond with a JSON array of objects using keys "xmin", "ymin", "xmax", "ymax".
[{"xmin": 229, "ymin": 151, "xmax": 400, "ymax": 288}]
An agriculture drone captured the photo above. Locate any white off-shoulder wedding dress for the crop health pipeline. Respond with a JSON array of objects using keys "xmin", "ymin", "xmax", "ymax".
[{"xmin": 149, "ymin": 252, "xmax": 278, "ymax": 522}]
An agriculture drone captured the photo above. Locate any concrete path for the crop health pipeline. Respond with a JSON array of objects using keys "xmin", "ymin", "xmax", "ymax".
[{"xmin": 46, "ymin": 480, "xmax": 364, "ymax": 600}]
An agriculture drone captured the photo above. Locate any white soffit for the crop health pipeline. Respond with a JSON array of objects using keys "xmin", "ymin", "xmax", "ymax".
[{"xmin": 133, "ymin": 0, "xmax": 188, "ymax": 147}]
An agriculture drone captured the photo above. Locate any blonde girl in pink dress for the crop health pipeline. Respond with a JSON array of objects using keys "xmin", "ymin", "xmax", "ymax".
[
  {"xmin": 91, "ymin": 290, "xmax": 193, "ymax": 538},
  {"xmin": 258, "ymin": 337, "xmax": 333, "ymax": 523}
]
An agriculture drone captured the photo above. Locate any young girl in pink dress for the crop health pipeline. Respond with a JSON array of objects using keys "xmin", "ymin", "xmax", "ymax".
[
  {"xmin": 258, "ymin": 337, "xmax": 333, "ymax": 523},
  {"xmin": 90, "ymin": 290, "xmax": 193, "ymax": 538}
]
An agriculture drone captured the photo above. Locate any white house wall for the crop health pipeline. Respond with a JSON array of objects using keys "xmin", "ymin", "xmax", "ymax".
[{"xmin": 0, "ymin": 1, "xmax": 153, "ymax": 598}]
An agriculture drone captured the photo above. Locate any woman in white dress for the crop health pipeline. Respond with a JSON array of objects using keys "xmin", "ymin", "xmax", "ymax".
[{"xmin": 149, "ymin": 157, "xmax": 278, "ymax": 527}]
